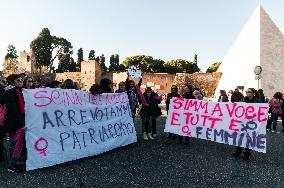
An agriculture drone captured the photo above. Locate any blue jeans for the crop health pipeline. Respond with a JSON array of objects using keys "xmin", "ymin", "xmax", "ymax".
[
  {"xmin": 270, "ymin": 113, "xmax": 279, "ymax": 131},
  {"xmin": 3, "ymin": 137, "xmax": 16, "ymax": 166}
]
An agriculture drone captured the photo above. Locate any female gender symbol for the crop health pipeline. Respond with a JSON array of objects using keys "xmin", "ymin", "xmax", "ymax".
[
  {"xmin": 34, "ymin": 136, "xmax": 49, "ymax": 157},
  {"xmin": 182, "ymin": 125, "xmax": 192, "ymax": 137}
]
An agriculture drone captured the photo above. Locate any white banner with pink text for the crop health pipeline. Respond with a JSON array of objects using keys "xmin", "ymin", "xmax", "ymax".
[
  {"xmin": 164, "ymin": 98, "xmax": 269, "ymax": 153},
  {"xmin": 24, "ymin": 89, "xmax": 136, "ymax": 171}
]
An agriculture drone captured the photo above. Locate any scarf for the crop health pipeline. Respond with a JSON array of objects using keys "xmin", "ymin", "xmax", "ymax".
[
  {"xmin": 12, "ymin": 128, "xmax": 25, "ymax": 160},
  {"xmin": 135, "ymin": 85, "xmax": 148, "ymax": 106},
  {"xmin": 16, "ymin": 89, "xmax": 25, "ymax": 115}
]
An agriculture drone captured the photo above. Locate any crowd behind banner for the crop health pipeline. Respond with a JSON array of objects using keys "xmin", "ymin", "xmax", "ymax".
[{"xmin": 0, "ymin": 72, "xmax": 281, "ymax": 172}]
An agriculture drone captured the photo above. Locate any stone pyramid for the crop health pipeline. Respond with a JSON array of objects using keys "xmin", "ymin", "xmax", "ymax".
[{"xmin": 215, "ymin": 5, "xmax": 284, "ymax": 98}]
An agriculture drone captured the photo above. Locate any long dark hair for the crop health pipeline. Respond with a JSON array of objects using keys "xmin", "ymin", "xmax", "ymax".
[{"xmin": 100, "ymin": 78, "xmax": 112, "ymax": 93}]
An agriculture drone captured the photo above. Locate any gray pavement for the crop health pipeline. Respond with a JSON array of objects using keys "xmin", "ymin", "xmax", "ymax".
[{"xmin": 0, "ymin": 116, "xmax": 284, "ymax": 188}]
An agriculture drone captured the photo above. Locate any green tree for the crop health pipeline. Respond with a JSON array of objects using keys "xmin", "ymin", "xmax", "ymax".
[
  {"xmin": 30, "ymin": 28, "xmax": 72, "ymax": 73},
  {"xmin": 88, "ymin": 50, "xmax": 96, "ymax": 60},
  {"xmin": 118, "ymin": 64, "xmax": 126, "ymax": 72},
  {"xmin": 77, "ymin": 48, "xmax": 83, "ymax": 71},
  {"xmin": 193, "ymin": 54, "xmax": 198, "ymax": 64},
  {"xmin": 122, "ymin": 55, "xmax": 154, "ymax": 72},
  {"xmin": 5, "ymin": 45, "xmax": 18, "ymax": 60},
  {"xmin": 109, "ymin": 54, "xmax": 120, "ymax": 72},
  {"xmin": 57, "ymin": 53, "xmax": 70, "ymax": 73},
  {"xmin": 206, "ymin": 62, "xmax": 222, "ymax": 73},
  {"xmin": 150, "ymin": 59, "xmax": 166, "ymax": 73},
  {"xmin": 98, "ymin": 54, "xmax": 107, "ymax": 72},
  {"xmin": 69, "ymin": 57, "xmax": 77, "ymax": 72},
  {"xmin": 164, "ymin": 59, "xmax": 200, "ymax": 74}
]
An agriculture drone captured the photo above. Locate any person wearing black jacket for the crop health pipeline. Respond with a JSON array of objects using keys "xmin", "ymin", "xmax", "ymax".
[
  {"xmin": 150, "ymin": 91, "xmax": 162, "ymax": 138},
  {"xmin": 178, "ymin": 85, "xmax": 195, "ymax": 145},
  {"xmin": 166, "ymin": 85, "xmax": 181, "ymax": 140},
  {"xmin": 0, "ymin": 82, "xmax": 6, "ymax": 161},
  {"xmin": 139, "ymin": 87, "xmax": 161, "ymax": 140},
  {"xmin": 4, "ymin": 74, "xmax": 25, "ymax": 172},
  {"xmin": 233, "ymin": 88, "xmax": 258, "ymax": 161},
  {"xmin": 231, "ymin": 87, "xmax": 244, "ymax": 102}
]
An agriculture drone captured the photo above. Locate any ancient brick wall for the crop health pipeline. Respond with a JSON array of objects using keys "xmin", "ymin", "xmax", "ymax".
[{"xmin": 176, "ymin": 72, "xmax": 222, "ymax": 97}]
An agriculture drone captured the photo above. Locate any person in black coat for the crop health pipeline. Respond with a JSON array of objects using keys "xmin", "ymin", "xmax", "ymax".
[
  {"xmin": 233, "ymin": 88, "xmax": 258, "ymax": 161},
  {"xmin": 166, "ymin": 85, "xmax": 181, "ymax": 140},
  {"xmin": 4, "ymin": 74, "xmax": 25, "ymax": 172},
  {"xmin": 178, "ymin": 85, "xmax": 195, "ymax": 145},
  {"xmin": 139, "ymin": 87, "xmax": 161, "ymax": 140},
  {"xmin": 0, "ymin": 79, "xmax": 6, "ymax": 161}
]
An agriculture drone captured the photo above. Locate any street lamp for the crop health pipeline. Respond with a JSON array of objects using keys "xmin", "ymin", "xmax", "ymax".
[{"xmin": 254, "ymin": 66, "xmax": 262, "ymax": 90}]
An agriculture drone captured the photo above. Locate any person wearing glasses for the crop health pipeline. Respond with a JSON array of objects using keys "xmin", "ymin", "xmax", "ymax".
[
  {"xmin": 233, "ymin": 88, "xmax": 258, "ymax": 161},
  {"xmin": 166, "ymin": 85, "xmax": 181, "ymax": 140},
  {"xmin": 3, "ymin": 74, "xmax": 26, "ymax": 172}
]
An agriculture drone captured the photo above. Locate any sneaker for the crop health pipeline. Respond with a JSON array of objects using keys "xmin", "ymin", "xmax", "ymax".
[
  {"xmin": 272, "ymin": 130, "xmax": 276, "ymax": 133},
  {"xmin": 8, "ymin": 165, "xmax": 23, "ymax": 173},
  {"xmin": 143, "ymin": 132, "xmax": 148, "ymax": 140},
  {"xmin": 147, "ymin": 133, "xmax": 154, "ymax": 140},
  {"xmin": 152, "ymin": 134, "xmax": 157, "ymax": 138},
  {"xmin": 276, "ymin": 131, "xmax": 281, "ymax": 134}
]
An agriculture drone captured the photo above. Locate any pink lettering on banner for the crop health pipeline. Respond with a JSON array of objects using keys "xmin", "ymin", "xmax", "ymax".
[
  {"xmin": 229, "ymin": 119, "xmax": 242, "ymax": 131},
  {"xmin": 245, "ymin": 106, "xmax": 256, "ymax": 119},
  {"xmin": 105, "ymin": 94, "xmax": 127, "ymax": 106},
  {"xmin": 211, "ymin": 103, "xmax": 223, "ymax": 117},
  {"xmin": 171, "ymin": 112, "xmax": 181, "ymax": 126},
  {"xmin": 182, "ymin": 125, "xmax": 192, "ymax": 137},
  {"xmin": 173, "ymin": 98, "xmax": 184, "ymax": 110},
  {"xmin": 235, "ymin": 106, "xmax": 245, "ymax": 118},
  {"xmin": 34, "ymin": 136, "xmax": 49, "ymax": 157},
  {"xmin": 225, "ymin": 103, "xmax": 237, "ymax": 118},
  {"xmin": 258, "ymin": 106, "xmax": 269, "ymax": 123},
  {"xmin": 34, "ymin": 90, "xmax": 53, "ymax": 107}
]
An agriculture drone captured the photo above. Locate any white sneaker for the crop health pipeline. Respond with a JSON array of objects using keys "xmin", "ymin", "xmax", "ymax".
[
  {"xmin": 272, "ymin": 130, "xmax": 276, "ymax": 133},
  {"xmin": 147, "ymin": 133, "xmax": 154, "ymax": 140},
  {"xmin": 152, "ymin": 134, "xmax": 157, "ymax": 138},
  {"xmin": 276, "ymin": 131, "xmax": 281, "ymax": 134},
  {"xmin": 143, "ymin": 132, "xmax": 148, "ymax": 140}
]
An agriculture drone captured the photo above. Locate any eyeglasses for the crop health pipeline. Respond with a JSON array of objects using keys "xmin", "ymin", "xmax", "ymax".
[
  {"xmin": 246, "ymin": 91, "xmax": 252, "ymax": 93},
  {"xmin": 1, "ymin": 80, "xmax": 6, "ymax": 83},
  {"xmin": 171, "ymin": 88, "xmax": 177, "ymax": 90},
  {"xmin": 28, "ymin": 80, "xmax": 33, "ymax": 83}
]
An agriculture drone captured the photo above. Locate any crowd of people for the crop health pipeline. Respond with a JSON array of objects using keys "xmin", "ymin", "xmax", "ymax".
[{"xmin": 0, "ymin": 72, "xmax": 283, "ymax": 172}]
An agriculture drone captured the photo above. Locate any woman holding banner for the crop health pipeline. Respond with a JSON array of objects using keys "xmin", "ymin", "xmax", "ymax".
[
  {"xmin": 178, "ymin": 85, "xmax": 195, "ymax": 145},
  {"xmin": 4, "ymin": 74, "xmax": 26, "ymax": 173},
  {"xmin": 233, "ymin": 88, "xmax": 258, "ymax": 161},
  {"xmin": 166, "ymin": 85, "xmax": 181, "ymax": 141}
]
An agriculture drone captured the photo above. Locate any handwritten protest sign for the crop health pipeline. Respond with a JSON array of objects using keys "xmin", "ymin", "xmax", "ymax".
[
  {"xmin": 127, "ymin": 66, "xmax": 142, "ymax": 78},
  {"xmin": 165, "ymin": 98, "xmax": 268, "ymax": 153},
  {"xmin": 24, "ymin": 89, "xmax": 136, "ymax": 171}
]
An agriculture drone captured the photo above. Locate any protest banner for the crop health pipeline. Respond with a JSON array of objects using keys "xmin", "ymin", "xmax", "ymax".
[
  {"xmin": 24, "ymin": 89, "xmax": 136, "ymax": 171},
  {"xmin": 164, "ymin": 98, "xmax": 269, "ymax": 153},
  {"xmin": 127, "ymin": 66, "xmax": 142, "ymax": 78}
]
